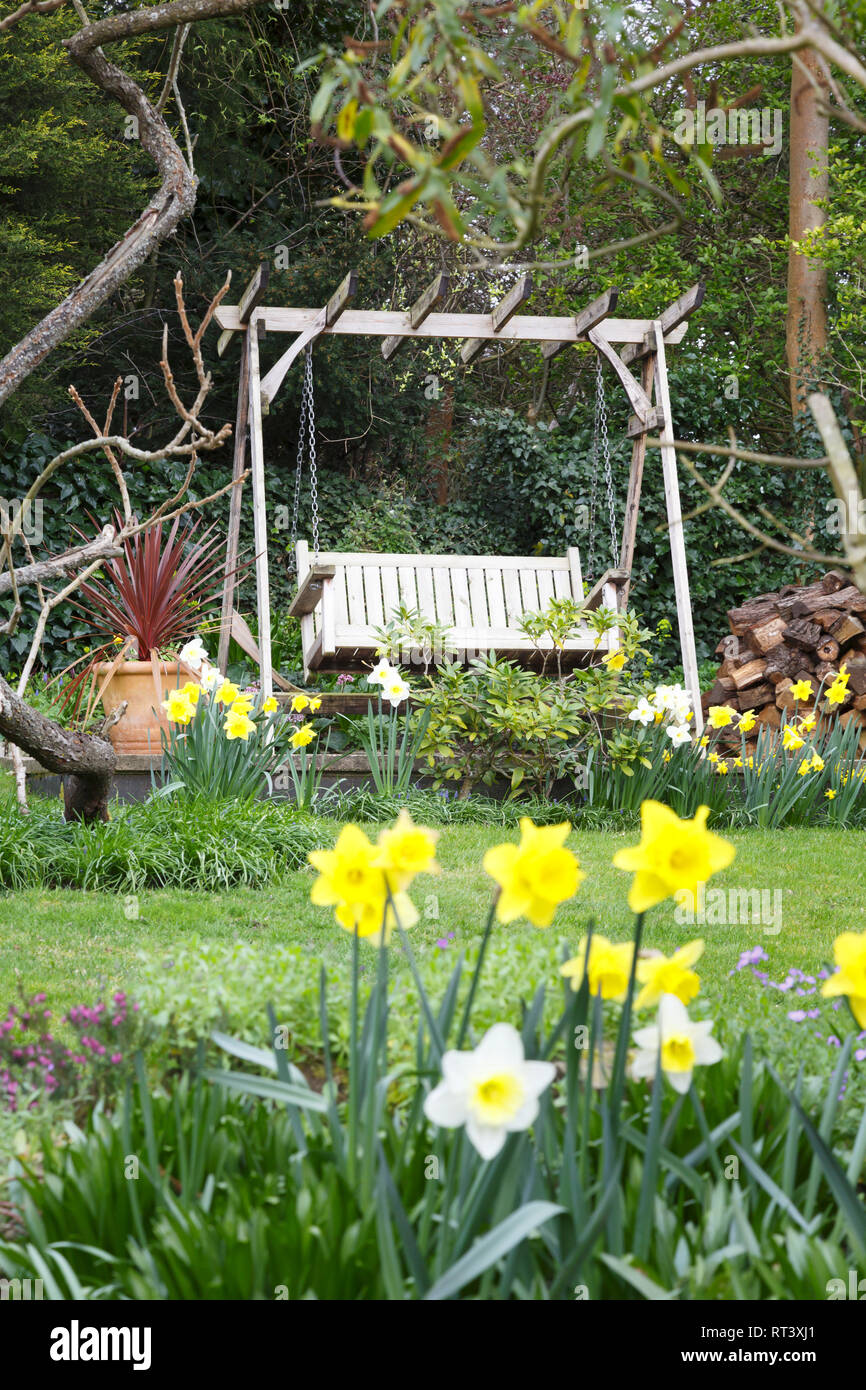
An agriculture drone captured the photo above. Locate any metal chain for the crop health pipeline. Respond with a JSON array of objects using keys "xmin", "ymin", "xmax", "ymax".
[
  {"xmin": 289, "ymin": 345, "xmax": 319, "ymax": 572},
  {"xmin": 306, "ymin": 347, "xmax": 319, "ymax": 559},
  {"xmin": 596, "ymin": 354, "xmax": 619, "ymax": 565},
  {"xmin": 587, "ymin": 363, "xmax": 601, "ymax": 582}
]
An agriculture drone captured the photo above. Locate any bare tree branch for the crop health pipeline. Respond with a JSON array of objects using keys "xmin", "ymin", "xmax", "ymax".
[{"xmin": 0, "ymin": 0, "xmax": 265, "ymax": 405}]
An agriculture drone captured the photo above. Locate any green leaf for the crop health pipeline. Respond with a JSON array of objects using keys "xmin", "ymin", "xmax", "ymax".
[
  {"xmin": 599, "ymin": 1252, "xmax": 678, "ymax": 1300},
  {"xmin": 200, "ymin": 1069, "xmax": 328, "ymax": 1113},
  {"xmin": 424, "ymin": 1201, "xmax": 564, "ymax": 1300}
]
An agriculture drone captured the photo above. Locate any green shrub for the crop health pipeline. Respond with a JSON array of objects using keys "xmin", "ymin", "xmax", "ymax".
[{"xmin": 0, "ymin": 794, "xmax": 328, "ymax": 892}]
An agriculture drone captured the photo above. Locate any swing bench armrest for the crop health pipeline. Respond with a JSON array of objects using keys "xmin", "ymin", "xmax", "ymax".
[
  {"xmin": 582, "ymin": 567, "xmax": 629, "ymax": 612},
  {"xmin": 287, "ymin": 564, "xmax": 336, "ymax": 618}
]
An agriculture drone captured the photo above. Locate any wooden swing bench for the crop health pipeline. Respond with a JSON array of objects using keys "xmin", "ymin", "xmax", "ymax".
[
  {"xmin": 289, "ymin": 538, "xmax": 628, "ymax": 675},
  {"xmin": 213, "ymin": 266, "xmax": 707, "ymax": 725}
]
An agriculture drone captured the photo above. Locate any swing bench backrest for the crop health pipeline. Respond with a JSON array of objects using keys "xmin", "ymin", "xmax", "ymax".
[{"xmin": 289, "ymin": 539, "xmax": 627, "ymax": 675}]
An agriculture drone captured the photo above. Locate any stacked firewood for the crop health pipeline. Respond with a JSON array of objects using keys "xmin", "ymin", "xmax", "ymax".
[{"xmin": 701, "ymin": 570, "xmax": 866, "ymax": 751}]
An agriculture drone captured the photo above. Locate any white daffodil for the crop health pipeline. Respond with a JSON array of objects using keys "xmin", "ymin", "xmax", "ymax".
[
  {"xmin": 654, "ymin": 683, "xmax": 689, "ymax": 715},
  {"xmin": 628, "ymin": 697, "xmax": 655, "ymax": 726},
  {"xmin": 424, "ymin": 1022, "xmax": 556, "ymax": 1159},
  {"xmin": 179, "ymin": 637, "xmax": 208, "ymax": 672},
  {"xmin": 198, "ymin": 662, "xmax": 220, "ymax": 693},
  {"xmin": 383, "ymin": 674, "xmax": 411, "ymax": 707},
  {"xmin": 368, "ymin": 659, "xmax": 396, "ymax": 687},
  {"xmin": 666, "ymin": 723, "xmax": 692, "ymax": 747},
  {"xmin": 630, "ymin": 994, "xmax": 723, "ymax": 1095}
]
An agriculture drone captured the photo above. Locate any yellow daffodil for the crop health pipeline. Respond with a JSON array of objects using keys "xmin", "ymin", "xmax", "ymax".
[
  {"xmin": 291, "ymin": 722, "xmax": 316, "ymax": 749},
  {"xmin": 231, "ymin": 696, "xmax": 254, "ymax": 716},
  {"xmin": 635, "ymin": 939, "xmax": 704, "ymax": 1009},
  {"xmin": 310, "ymin": 823, "xmax": 383, "ymax": 917},
  {"xmin": 224, "ymin": 708, "xmax": 256, "ymax": 741},
  {"xmin": 797, "ymin": 759, "xmax": 811, "ymax": 776},
  {"xmin": 374, "ymin": 810, "xmax": 439, "ymax": 891},
  {"xmin": 820, "ymin": 931, "xmax": 866, "ymax": 1027},
  {"xmin": 217, "ymin": 680, "xmax": 240, "ymax": 705},
  {"xmin": 732, "ymin": 756, "xmax": 742, "ymax": 769},
  {"xmin": 699, "ymin": 735, "xmax": 709, "ymax": 748},
  {"xmin": 715, "ymin": 760, "xmax": 729, "ymax": 775},
  {"xmin": 335, "ymin": 891, "xmax": 417, "ymax": 946},
  {"xmin": 561, "ymin": 934, "xmax": 635, "ymax": 1002},
  {"xmin": 708, "ymin": 751, "xmax": 719, "ymax": 765},
  {"xmin": 162, "ymin": 689, "xmax": 195, "ymax": 725},
  {"xmin": 263, "ymin": 696, "xmax": 278, "ymax": 714},
  {"xmin": 603, "ymin": 650, "xmax": 626, "ymax": 670},
  {"xmin": 612, "ymin": 800, "xmax": 735, "ymax": 915},
  {"xmin": 707, "ymin": 706, "xmax": 735, "ymax": 729},
  {"xmin": 310, "ymin": 697, "xmax": 322, "ymax": 711},
  {"xmin": 825, "ymin": 787, "xmax": 837, "ymax": 799},
  {"xmin": 810, "ymin": 753, "xmax": 824, "ymax": 772},
  {"xmin": 180, "ymin": 681, "xmax": 200, "ymax": 705},
  {"xmin": 826, "ymin": 668, "xmax": 850, "ymax": 706},
  {"xmin": 799, "ymin": 714, "xmax": 817, "ymax": 732},
  {"xmin": 789, "ymin": 679, "xmax": 813, "ymax": 702},
  {"xmin": 738, "ymin": 712, "xmax": 757, "ymax": 733},
  {"xmin": 782, "ymin": 725, "xmax": 805, "ymax": 751},
  {"xmin": 483, "ymin": 819, "xmax": 584, "ymax": 928},
  {"xmin": 291, "ymin": 694, "xmax": 310, "ymax": 712},
  {"xmin": 309, "ymin": 824, "xmax": 417, "ymax": 943}
]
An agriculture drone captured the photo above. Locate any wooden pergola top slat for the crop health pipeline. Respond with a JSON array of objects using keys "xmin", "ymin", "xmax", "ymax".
[{"xmin": 213, "ymin": 305, "xmax": 690, "ymax": 347}]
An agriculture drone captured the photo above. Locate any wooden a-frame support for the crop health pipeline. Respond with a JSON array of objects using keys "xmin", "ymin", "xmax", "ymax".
[{"xmin": 212, "ymin": 269, "xmax": 705, "ymax": 730}]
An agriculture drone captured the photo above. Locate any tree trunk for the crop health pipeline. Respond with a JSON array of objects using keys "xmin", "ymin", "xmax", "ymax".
[
  {"xmin": 786, "ymin": 48, "xmax": 829, "ymax": 418},
  {"xmin": 0, "ymin": 675, "xmax": 116, "ymax": 822}
]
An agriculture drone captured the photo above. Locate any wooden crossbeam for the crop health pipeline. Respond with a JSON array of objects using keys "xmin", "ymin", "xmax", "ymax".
[
  {"xmin": 259, "ymin": 270, "xmax": 357, "ymax": 412},
  {"xmin": 214, "ymin": 305, "xmax": 689, "ymax": 348},
  {"xmin": 382, "ymin": 274, "xmax": 450, "ymax": 361},
  {"xmin": 541, "ymin": 288, "xmax": 619, "ymax": 361},
  {"xmin": 461, "ymin": 274, "xmax": 533, "ymax": 365},
  {"xmin": 216, "ymin": 262, "xmax": 270, "ymax": 358},
  {"xmin": 620, "ymin": 282, "xmax": 704, "ymax": 367}
]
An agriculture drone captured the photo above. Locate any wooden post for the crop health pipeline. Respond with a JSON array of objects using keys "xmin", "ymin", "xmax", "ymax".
[
  {"xmin": 618, "ymin": 355, "xmax": 655, "ymax": 610},
  {"xmin": 247, "ymin": 314, "xmax": 273, "ymax": 698},
  {"xmin": 217, "ymin": 341, "xmax": 250, "ymax": 673},
  {"xmin": 652, "ymin": 323, "xmax": 703, "ymax": 732}
]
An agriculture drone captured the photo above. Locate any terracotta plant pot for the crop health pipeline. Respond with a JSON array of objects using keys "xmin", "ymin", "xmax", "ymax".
[{"xmin": 95, "ymin": 661, "xmax": 200, "ymax": 755}]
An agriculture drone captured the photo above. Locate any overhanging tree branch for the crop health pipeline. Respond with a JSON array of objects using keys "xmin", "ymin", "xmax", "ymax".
[{"xmin": 0, "ymin": 0, "xmax": 266, "ymax": 405}]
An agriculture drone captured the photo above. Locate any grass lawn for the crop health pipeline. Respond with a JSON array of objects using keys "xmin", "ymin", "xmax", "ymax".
[{"xmin": 1, "ymin": 822, "xmax": 864, "ymax": 1081}]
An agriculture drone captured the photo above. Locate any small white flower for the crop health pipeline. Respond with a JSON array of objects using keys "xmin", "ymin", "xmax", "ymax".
[
  {"xmin": 368, "ymin": 659, "xmax": 397, "ymax": 687},
  {"xmin": 383, "ymin": 675, "xmax": 411, "ymax": 707},
  {"xmin": 198, "ymin": 662, "xmax": 220, "ymax": 692},
  {"xmin": 424, "ymin": 1023, "xmax": 556, "ymax": 1159},
  {"xmin": 666, "ymin": 723, "xmax": 692, "ymax": 747},
  {"xmin": 179, "ymin": 637, "xmax": 208, "ymax": 671},
  {"xmin": 628, "ymin": 697, "xmax": 655, "ymax": 726},
  {"xmin": 630, "ymin": 994, "xmax": 723, "ymax": 1095}
]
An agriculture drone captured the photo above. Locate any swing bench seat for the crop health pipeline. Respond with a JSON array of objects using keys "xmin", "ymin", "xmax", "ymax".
[{"xmin": 289, "ymin": 539, "xmax": 628, "ymax": 676}]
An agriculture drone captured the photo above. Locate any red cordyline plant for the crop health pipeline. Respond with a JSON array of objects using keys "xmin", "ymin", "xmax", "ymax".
[{"xmin": 78, "ymin": 512, "xmax": 225, "ymax": 660}]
